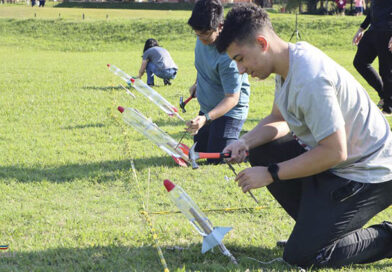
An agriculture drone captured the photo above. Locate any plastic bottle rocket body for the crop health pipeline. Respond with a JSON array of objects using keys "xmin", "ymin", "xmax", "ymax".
[
  {"xmin": 164, "ymin": 180, "xmax": 237, "ymax": 264},
  {"xmin": 129, "ymin": 77, "xmax": 184, "ymax": 121},
  {"xmin": 165, "ymin": 180, "xmax": 213, "ymax": 236},
  {"xmin": 107, "ymin": 64, "xmax": 183, "ymax": 121},
  {"xmin": 117, "ymin": 106, "xmax": 189, "ymax": 164},
  {"xmin": 107, "ymin": 64, "xmax": 132, "ymax": 85}
]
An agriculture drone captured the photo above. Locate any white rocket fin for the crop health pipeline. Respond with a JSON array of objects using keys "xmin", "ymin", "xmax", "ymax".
[{"xmin": 201, "ymin": 227, "xmax": 232, "ymax": 254}]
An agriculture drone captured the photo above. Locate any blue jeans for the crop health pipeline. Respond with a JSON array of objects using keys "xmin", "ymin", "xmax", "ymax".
[
  {"xmin": 193, "ymin": 111, "xmax": 245, "ymax": 164},
  {"xmin": 146, "ymin": 62, "xmax": 177, "ymax": 85}
]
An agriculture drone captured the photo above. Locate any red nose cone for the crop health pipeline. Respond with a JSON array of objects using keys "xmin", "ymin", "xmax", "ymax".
[
  {"xmin": 117, "ymin": 106, "xmax": 124, "ymax": 113},
  {"xmin": 130, "ymin": 78, "xmax": 135, "ymax": 83},
  {"xmin": 164, "ymin": 179, "xmax": 175, "ymax": 192},
  {"xmin": 107, "ymin": 64, "xmax": 110, "ymax": 68}
]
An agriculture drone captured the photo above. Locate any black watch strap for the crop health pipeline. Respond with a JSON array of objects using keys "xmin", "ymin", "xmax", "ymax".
[
  {"xmin": 204, "ymin": 113, "xmax": 212, "ymax": 125},
  {"xmin": 268, "ymin": 163, "xmax": 281, "ymax": 183}
]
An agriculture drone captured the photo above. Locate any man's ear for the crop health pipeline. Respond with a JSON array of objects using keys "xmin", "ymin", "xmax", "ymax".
[
  {"xmin": 218, "ymin": 23, "xmax": 224, "ymax": 33},
  {"xmin": 256, "ymin": 36, "xmax": 268, "ymax": 51}
]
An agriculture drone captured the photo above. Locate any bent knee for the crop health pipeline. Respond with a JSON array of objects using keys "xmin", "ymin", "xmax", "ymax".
[
  {"xmin": 283, "ymin": 248, "xmax": 313, "ymax": 267},
  {"xmin": 353, "ymin": 57, "xmax": 363, "ymax": 70},
  {"xmin": 283, "ymin": 242, "xmax": 336, "ymax": 268},
  {"xmin": 283, "ymin": 242, "xmax": 322, "ymax": 267}
]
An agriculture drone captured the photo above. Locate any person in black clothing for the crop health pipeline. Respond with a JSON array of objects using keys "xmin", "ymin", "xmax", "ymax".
[{"xmin": 353, "ymin": 0, "xmax": 392, "ymax": 115}]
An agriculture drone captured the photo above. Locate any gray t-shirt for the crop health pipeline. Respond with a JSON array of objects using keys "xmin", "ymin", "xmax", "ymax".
[
  {"xmin": 143, "ymin": 47, "xmax": 178, "ymax": 71},
  {"xmin": 275, "ymin": 42, "xmax": 392, "ymax": 183}
]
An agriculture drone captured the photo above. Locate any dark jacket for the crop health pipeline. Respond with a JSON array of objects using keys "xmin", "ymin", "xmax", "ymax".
[{"xmin": 360, "ymin": 0, "xmax": 392, "ymax": 31}]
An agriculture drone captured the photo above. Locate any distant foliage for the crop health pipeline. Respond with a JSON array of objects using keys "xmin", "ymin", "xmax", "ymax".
[
  {"xmin": 284, "ymin": 0, "xmax": 338, "ymax": 14},
  {"xmin": 0, "ymin": 15, "xmax": 364, "ymax": 52},
  {"xmin": 55, "ymin": 1, "xmax": 195, "ymax": 10},
  {"xmin": 0, "ymin": 18, "xmax": 192, "ymax": 51}
]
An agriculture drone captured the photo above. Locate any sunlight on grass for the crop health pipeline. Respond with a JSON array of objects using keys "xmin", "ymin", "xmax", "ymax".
[{"xmin": 0, "ymin": 5, "xmax": 391, "ymax": 271}]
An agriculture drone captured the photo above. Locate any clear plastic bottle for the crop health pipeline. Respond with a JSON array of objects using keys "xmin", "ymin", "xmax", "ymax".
[
  {"xmin": 107, "ymin": 64, "xmax": 183, "ymax": 121},
  {"xmin": 129, "ymin": 78, "xmax": 183, "ymax": 121},
  {"xmin": 164, "ymin": 179, "xmax": 212, "ymax": 236},
  {"xmin": 107, "ymin": 64, "xmax": 132, "ymax": 85},
  {"xmin": 117, "ymin": 106, "xmax": 188, "ymax": 162}
]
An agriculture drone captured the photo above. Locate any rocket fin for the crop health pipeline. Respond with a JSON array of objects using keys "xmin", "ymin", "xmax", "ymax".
[
  {"xmin": 201, "ymin": 227, "xmax": 232, "ymax": 254},
  {"xmin": 171, "ymin": 156, "xmax": 188, "ymax": 167}
]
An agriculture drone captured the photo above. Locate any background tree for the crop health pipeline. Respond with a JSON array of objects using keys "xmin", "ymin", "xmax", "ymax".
[
  {"xmin": 254, "ymin": 0, "xmax": 273, "ymax": 8},
  {"xmin": 285, "ymin": 0, "xmax": 303, "ymax": 13}
]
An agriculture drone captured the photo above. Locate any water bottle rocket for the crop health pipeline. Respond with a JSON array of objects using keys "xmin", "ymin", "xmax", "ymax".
[
  {"xmin": 163, "ymin": 179, "xmax": 238, "ymax": 264},
  {"xmin": 117, "ymin": 106, "xmax": 189, "ymax": 167},
  {"xmin": 108, "ymin": 64, "xmax": 183, "ymax": 121}
]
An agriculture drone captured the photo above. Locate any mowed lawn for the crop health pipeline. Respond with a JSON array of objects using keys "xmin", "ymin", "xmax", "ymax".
[{"xmin": 0, "ymin": 5, "xmax": 391, "ymax": 272}]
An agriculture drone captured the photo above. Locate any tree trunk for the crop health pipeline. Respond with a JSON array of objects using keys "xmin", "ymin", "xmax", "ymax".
[
  {"xmin": 255, "ymin": 0, "xmax": 273, "ymax": 8},
  {"xmin": 307, "ymin": 0, "xmax": 319, "ymax": 13}
]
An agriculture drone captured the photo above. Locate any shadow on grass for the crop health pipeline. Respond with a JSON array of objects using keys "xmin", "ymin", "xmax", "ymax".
[
  {"xmin": 61, "ymin": 123, "xmax": 106, "ymax": 130},
  {"xmin": 246, "ymin": 118, "xmax": 263, "ymax": 123},
  {"xmin": 160, "ymin": 128, "xmax": 248, "ymax": 141},
  {"xmin": 166, "ymin": 131, "xmax": 192, "ymax": 141},
  {"xmin": 154, "ymin": 118, "xmax": 187, "ymax": 128},
  {"xmin": 83, "ymin": 85, "xmax": 123, "ymax": 91},
  {"xmin": 1, "ymin": 244, "xmax": 388, "ymax": 271},
  {"xmin": 0, "ymin": 244, "xmax": 284, "ymax": 271},
  {"xmin": 0, "ymin": 157, "xmax": 182, "ymax": 183}
]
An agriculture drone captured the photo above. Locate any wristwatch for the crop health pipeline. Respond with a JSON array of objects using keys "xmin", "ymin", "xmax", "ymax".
[
  {"xmin": 267, "ymin": 163, "xmax": 281, "ymax": 183},
  {"xmin": 204, "ymin": 112, "xmax": 212, "ymax": 125}
]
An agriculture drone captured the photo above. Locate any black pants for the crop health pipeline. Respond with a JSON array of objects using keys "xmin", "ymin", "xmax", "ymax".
[
  {"xmin": 249, "ymin": 134, "xmax": 392, "ymax": 268},
  {"xmin": 353, "ymin": 30, "xmax": 392, "ymax": 109},
  {"xmin": 193, "ymin": 111, "xmax": 244, "ymax": 164}
]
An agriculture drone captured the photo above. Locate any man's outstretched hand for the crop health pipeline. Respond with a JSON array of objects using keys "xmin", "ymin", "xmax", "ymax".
[
  {"xmin": 236, "ymin": 166, "xmax": 274, "ymax": 193},
  {"xmin": 223, "ymin": 139, "xmax": 249, "ymax": 163},
  {"xmin": 185, "ymin": 115, "xmax": 206, "ymax": 135}
]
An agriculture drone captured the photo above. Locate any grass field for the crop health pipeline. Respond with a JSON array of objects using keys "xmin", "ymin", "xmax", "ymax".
[{"xmin": 0, "ymin": 5, "xmax": 391, "ymax": 272}]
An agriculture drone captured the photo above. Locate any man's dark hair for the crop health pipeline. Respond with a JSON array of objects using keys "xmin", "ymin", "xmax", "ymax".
[
  {"xmin": 216, "ymin": 3, "xmax": 273, "ymax": 53},
  {"xmin": 143, "ymin": 38, "xmax": 159, "ymax": 53},
  {"xmin": 188, "ymin": 0, "xmax": 223, "ymax": 31}
]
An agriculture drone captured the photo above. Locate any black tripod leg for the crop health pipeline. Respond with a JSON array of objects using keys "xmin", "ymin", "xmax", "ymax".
[{"xmin": 289, "ymin": 31, "xmax": 295, "ymax": 41}]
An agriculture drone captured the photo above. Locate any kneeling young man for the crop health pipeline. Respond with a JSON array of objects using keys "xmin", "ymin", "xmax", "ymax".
[{"xmin": 217, "ymin": 4, "xmax": 392, "ymax": 268}]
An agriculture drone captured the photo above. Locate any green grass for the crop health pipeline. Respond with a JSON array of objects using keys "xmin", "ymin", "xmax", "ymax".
[
  {"xmin": 0, "ymin": 5, "xmax": 391, "ymax": 271},
  {"xmin": 0, "ymin": 5, "xmax": 193, "ymax": 20}
]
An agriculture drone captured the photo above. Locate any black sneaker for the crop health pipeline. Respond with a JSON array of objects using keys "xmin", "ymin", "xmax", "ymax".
[
  {"xmin": 382, "ymin": 105, "xmax": 392, "ymax": 116},
  {"xmin": 381, "ymin": 221, "xmax": 392, "ymax": 258},
  {"xmin": 276, "ymin": 240, "xmax": 287, "ymax": 248},
  {"xmin": 164, "ymin": 79, "xmax": 171, "ymax": 86}
]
